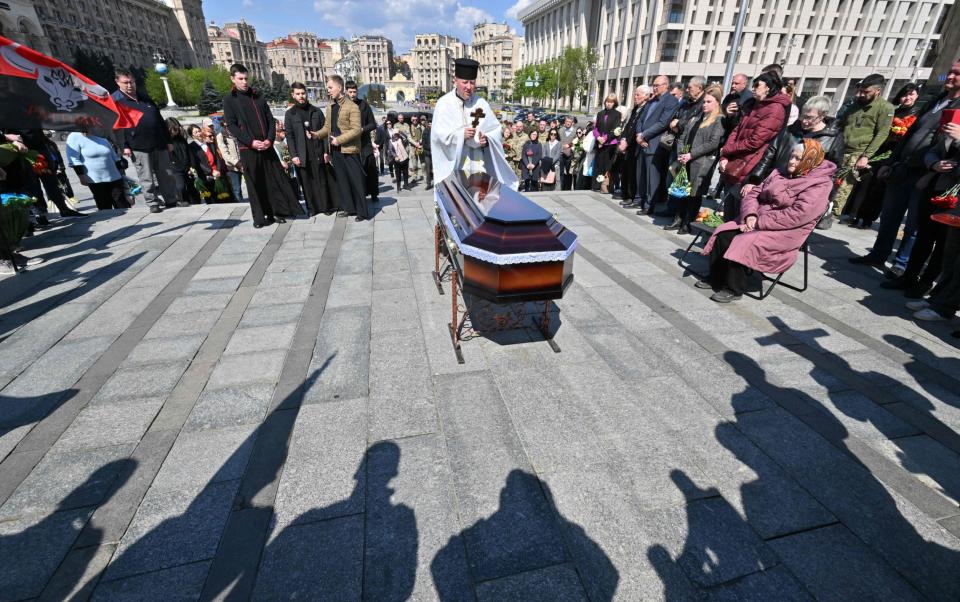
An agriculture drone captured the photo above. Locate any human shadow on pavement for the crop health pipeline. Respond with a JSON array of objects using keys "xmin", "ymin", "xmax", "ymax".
[
  {"xmin": 94, "ymin": 360, "xmax": 332, "ymax": 597},
  {"xmin": 252, "ymin": 440, "xmax": 417, "ymax": 600},
  {"xmin": 0, "ymin": 458, "xmax": 136, "ymax": 600},
  {"xmin": 0, "ymin": 389, "xmax": 79, "ymax": 457},
  {"xmin": 739, "ymin": 348, "xmax": 957, "ymax": 598},
  {"xmin": 431, "ymin": 469, "xmax": 619, "ymax": 601}
]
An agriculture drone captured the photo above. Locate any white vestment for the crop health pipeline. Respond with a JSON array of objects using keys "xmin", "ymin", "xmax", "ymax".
[{"xmin": 430, "ymin": 90, "xmax": 519, "ymax": 190}]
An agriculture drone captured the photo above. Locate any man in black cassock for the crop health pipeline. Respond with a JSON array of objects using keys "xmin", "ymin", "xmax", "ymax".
[
  {"xmin": 222, "ymin": 63, "xmax": 302, "ymax": 228},
  {"xmin": 284, "ymin": 82, "xmax": 335, "ymax": 216},
  {"xmin": 345, "ymin": 81, "xmax": 379, "ymax": 205}
]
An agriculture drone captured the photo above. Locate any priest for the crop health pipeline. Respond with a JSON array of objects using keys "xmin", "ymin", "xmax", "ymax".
[{"xmin": 431, "ymin": 59, "xmax": 518, "ymax": 190}]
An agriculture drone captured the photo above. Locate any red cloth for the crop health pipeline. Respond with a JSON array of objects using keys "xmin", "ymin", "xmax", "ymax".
[
  {"xmin": 720, "ymin": 93, "xmax": 792, "ymax": 185},
  {"xmin": 203, "ymin": 144, "xmax": 216, "ymax": 171},
  {"xmin": 704, "ymin": 160, "xmax": 836, "ymax": 274}
]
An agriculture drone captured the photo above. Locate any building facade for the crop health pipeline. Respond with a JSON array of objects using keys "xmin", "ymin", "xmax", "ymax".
[
  {"xmin": 265, "ymin": 32, "xmax": 329, "ymax": 97},
  {"xmin": 349, "ymin": 35, "xmax": 393, "ymax": 84},
  {"xmin": 334, "ymin": 52, "xmax": 360, "ymax": 83},
  {"xmin": 208, "ymin": 20, "xmax": 269, "ymax": 81},
  {"xmin": 520, "ymin": 0, "xmax": 954, "ymax": 111},
  {"xmin": 0, "ymin": 0, "xmax": 50, "ymax": 55},
  {"xmin": 411, "ymin": 33, "xmax": 468, "ymax": 95},
  {"xmin": 472, "ymin": 22, "xmax": 523, "ymax": 99},
  {"xmin": 32, "ymin": 0, "xmax": 208, "ymax": 69}
]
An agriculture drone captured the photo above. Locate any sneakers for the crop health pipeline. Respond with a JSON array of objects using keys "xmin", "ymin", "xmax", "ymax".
[
  {"xmin": 0, "ymin": 259, "xmax": 15, "ymax": 275},
  {"xmin": 694, "ymin": 280, "xmax": 714, "ymax": 290},
  {"xmin": 906, "ymin": 299, "xmax": 929, "ymax": 311},
  {"xmin": 914, "ymin": 308, "xmax": 947, "ymax": 322}
]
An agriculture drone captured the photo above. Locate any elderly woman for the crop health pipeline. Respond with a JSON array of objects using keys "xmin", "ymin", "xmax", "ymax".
[{"xmin": 697, "ymin": 139, "xmax": 836, "ymax": 302}]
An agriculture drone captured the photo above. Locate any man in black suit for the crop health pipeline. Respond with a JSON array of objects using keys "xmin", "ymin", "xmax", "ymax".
[
  {"xmin": 617, "ymin": 86, "xmax": 650, "ymax": 205},
  {"xmin": 375, "ymin": 116, "xmax": 389, "ymax": 174},
  {"xmin": 632, "ymin": 75, "xmax": 680, "ymax": 215}
]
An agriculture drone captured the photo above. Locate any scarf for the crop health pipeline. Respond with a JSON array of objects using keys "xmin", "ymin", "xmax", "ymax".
[{"xmin": 793, "ymin": 138, "xmax": 825, "ymax": 177}]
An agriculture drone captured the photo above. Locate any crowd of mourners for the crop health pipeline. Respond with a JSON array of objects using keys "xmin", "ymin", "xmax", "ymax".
[{"xmin": 501, "ymin": 62, "xmax": 960, "ymax": 320}]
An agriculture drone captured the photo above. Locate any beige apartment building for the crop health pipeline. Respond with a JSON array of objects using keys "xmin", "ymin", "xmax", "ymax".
[
  {"xmin": 350, "ymin": 35, "xmax": 393, "ymax": 84},
  {"xmin": 411, "ymin": 33, "xmax": 468, "ymax": 95},
  {"xmin": 31, "ymin": 0, "xmax": 210, "ymax": 69},
  {"xmin": 520, "ymin": 0, "xmax": 955, "ymax": 111},
  {"xmin": 472, "ymin": 22, "xmax": 524, "ymax": 99},
  {"xmin": 266, "ymin": 32, "xmax": 330, "ymax": 97},
  {"xmin": 208, "ymin": 20, "xmax": 269, "ymax": 81}
]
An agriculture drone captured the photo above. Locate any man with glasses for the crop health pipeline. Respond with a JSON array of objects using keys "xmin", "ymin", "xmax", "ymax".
[
  {"xmin": 829, "ymin": 74, "xmax": 894, "ymax": 228},
  {"xmin": 626, "ymin": 75, "xmax": 679, "ymax": 215}
]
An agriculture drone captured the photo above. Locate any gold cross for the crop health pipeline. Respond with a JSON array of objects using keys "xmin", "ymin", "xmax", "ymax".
[{"xmin": 470, "ymin": 107, "xmax": 485, "ymax": 128}]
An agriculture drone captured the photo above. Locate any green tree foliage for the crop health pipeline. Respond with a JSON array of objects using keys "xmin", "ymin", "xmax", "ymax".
[
  {"xmin": 197, "ymin": 80, "xmax": 223, "ymax": 115},
  {"xmin": 145, "ymin": 66, "xmax": 233, "ymax": 107},
  {"xmin": 71, "ymin": 47, "xmax": 117, "ymax": 90},
  {"xmin": 514, "ymin": 46, "xmax": 598, "ymax": 110}
]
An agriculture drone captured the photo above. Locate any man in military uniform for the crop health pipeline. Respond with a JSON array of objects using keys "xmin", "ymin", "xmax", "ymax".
[
  {"xmin": 507, "ymin": 121, "xmax": 526, "ymax": 178},
  {"xmin": 829, "ymin": 73, "xmax": 895, "ymax": 228}
]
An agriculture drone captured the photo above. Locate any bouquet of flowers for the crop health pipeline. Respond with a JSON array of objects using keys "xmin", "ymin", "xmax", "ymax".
[
  {"xmin": 190, "ymin": 168, "xmax": 212, "ymax": 201},
  {"xmin": 0, "ymin": 143, "xmax": 50, "ymax": 175},
  {"xmin": 214, "ymin": 177, "xmax": 231, "ymax": 202},
  {"xmin": 833, "ymin": 150, "xmax": 892, "ymax": 186},
  {"xmin": 890, "ymin": 114, "xmax": 917, "ymax": 137},
  {"xmin": 668, "ymin": 146, "xmax": 692, "ymax": 198},
  {"xmin": 124, "ymin": 177, "xmax": 141, "ymax": 197},
  {"xmin": 931, "ymin": 183, "xmax": 960, "ymax": 210},
  {"xmin": 0, "ymin": 193, "xmax": 37, "ymax": 246}
]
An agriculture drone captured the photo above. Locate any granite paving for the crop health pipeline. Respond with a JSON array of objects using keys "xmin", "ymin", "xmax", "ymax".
[{"xmin": 0, "ymin": 178, "xmax": 959, "ymax": 600}]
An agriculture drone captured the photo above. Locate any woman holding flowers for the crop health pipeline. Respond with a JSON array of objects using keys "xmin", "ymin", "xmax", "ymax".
[
  {"xmin": 592, "ymin": 93, "xmax": 622, "ymax": 192},
  {"xmin": 521, "ymin": 130, "xmax": 543, "ymax": 192},
  {"xmin": 188, "ymin": 125, "xmax": 228, "ymax": 204},
  {"xmin": 667, "ymin": 85, "xmax": 725, "ymax": 234}
]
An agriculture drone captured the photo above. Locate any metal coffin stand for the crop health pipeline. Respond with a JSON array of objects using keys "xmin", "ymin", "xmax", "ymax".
[{"xmin": 431, "ymin": 169, "xmax": 577, "ymax": 364}]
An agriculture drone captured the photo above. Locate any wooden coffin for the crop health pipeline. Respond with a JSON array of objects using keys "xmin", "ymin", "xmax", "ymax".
[{"xmin": 435, "ymin": 169, "xmax": 577, "ymax": 304}]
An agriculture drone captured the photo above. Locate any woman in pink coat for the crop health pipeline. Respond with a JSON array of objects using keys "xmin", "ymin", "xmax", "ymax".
[{"xmin": 697, "ymin": 139, "xmax": 836, "ymax": 302}]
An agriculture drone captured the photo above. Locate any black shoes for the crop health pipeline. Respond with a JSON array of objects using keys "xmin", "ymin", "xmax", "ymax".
[
  {"xmin": 60, "ymin": 208, "xmax": 85, "ymax": 217},
  {"xmin": 904, "ymin": 282, "xmax": 933, "ymax": 299},
  {"xmin": 149, "ymin": 206, "xmax": 162, "ymax": 213},
  {"xmin": 710, "ymin": 290, "xmax": 742, "ymax": 303},
  {"xmin": 694, "ymin": 279, "xmax": 714, "ymax": 290},
  {"xmin": 880, "ymin": 276, "xmax": 914, "ymax": 290},
  {"xmin": 677, "ymin": 224, "xmax": 691, "ymax": 235},
  {"xmin": 618, "ymin": 199, "xmax": 634, "ymax": 207},
  {"xmin": 663, "ymin": 217, "xmax": 681, "ymax": 231},
  {"xmin": 275, "ymin": 217, "xmax": 286, "ymax": 224},
  {"xmin": 848, "ymin": 255, "xmax": 884, "ymax": 267}
]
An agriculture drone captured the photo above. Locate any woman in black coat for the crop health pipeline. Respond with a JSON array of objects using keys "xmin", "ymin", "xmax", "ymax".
[
  {"xmin": 591, "ymin": 93, "xmax": 623, "ymax": 192},
  {"xmin": 521, "ymin": 130, "xmax": 543, "ymax": 192},
  {"xmin": 166, "ymin": 118, "xmax": 191, "ymax": 207},
  {"xmin": 670, "ymin": 86, "xmax": 725, "ymax": 234}
]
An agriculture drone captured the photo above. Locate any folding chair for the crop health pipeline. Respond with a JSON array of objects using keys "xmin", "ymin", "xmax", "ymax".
[{"xmin": 678, "ymin": 221, "xmax": 810, "ymax": 300}]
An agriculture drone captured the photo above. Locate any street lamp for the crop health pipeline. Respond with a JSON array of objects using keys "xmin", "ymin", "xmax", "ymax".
[{"xmin": 153, "ymin": 52, "xmax": 176, "ymax": 108}]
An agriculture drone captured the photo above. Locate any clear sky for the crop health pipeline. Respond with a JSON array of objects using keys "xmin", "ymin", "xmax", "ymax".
[{"xmin": 204, "ymin": 0, "xmax": 534, "ymax": 53}]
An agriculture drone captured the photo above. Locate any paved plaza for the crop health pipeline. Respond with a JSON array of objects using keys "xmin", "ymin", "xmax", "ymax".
[{"xmin": 2, "ymin": 173, "xmax": 960, "ymax": 600}]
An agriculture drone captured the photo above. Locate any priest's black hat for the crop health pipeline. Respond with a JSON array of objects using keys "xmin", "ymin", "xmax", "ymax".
[{"xmin": 454, "ymin": 58, "xmax": 480, "ymax": 80}]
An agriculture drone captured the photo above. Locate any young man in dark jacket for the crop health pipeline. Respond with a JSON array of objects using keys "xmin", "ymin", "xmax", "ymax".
[
  {"xmin": 112, "ymin": 68, "xmax": 172, "ymax": 213},
  {"xmin": 223, "ymin": 64, "xmax": 302, "ymax": 227},
  {"xmin": 345, "ymin": 81, "xmax": 380, "ymax": 204}
]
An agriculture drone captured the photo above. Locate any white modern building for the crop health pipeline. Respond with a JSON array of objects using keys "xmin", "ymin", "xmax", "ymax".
[{"xmin": 520, "ymin": 0, "xmax": 955, "ymax": 111}]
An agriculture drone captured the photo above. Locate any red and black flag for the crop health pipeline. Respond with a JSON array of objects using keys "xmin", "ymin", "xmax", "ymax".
[{"xmin": 0, "ymin": 36, "xmax": 141, "ymax": 135}]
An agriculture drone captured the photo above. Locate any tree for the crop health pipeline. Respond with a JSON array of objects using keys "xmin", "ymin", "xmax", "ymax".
[
  {"xmin": 145, "ymin": 66, "xmax": 233, "ymax": 107},
  {"xmin": 71, "ymin": 47, "xmax": 117, "ymax": 90},
  {"xmin": 197, "ymin": 80, "xmax": 222, "ymax": 115}
]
